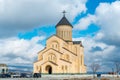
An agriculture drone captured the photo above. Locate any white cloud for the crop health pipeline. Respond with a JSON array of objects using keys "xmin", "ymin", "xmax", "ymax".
[
  {"xmin": 74, "ymin": 14, "xmax": 96, "ymax": 30},
  {"xmin": 0, "ymin": 36, "xmax": 45, "ymax": 64},
  {"xmin": 74, "ymin": 1, "xmax": 120, "ymax": 46},
  {"xmin": 0, "ymin": 0, "xmax": 87, "ymax": 38},
  {"xmin": 73, "ymin": 0, "xmax": 120, "ymax": 70},
  {"xmin": 94, "ymin": 32, "xmax": 104, "ymax": 40},
  {"xmin": 95, "ymin": 1, "xmax": 120, "ymax": 46},
  {"xmin": 73, "ymin": 35, "xmax": 117, "ymax": 72}
]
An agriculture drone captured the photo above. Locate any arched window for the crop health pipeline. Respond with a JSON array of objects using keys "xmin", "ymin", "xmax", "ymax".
[
  {"xmin": 39, "ymin": 66, "xmax": 41, "ymax": 73},
  {"xmin": 63, "ymin": 31, "xmax": 65, "ymax": 38},
  {"xmin": 67, "ymin": 31, "xmax": 68, "ymax": 37},
  {"xmin": 60, "ymin": 31, "xmax": 62, "ymax": 37},
  {"xmin": 62, "ymin": 65, "xmax": 64, "ymax": 70},
  {"xmin": 56, "ymin": 44, "xmax": 57, "ymax": 48},
  {"xmin": 66, "ymin": 54, "xmax": 69, "ymax": 61},
  {"xmin": 65, "ymin": 54, "xmax": 69, "ymax": 61},
  {"xmin": 48, "ymin": 53, "xmax": 56, "ymax": 63},
  {"xmin": 65, "ymin": 65, "xmax": 67, "ymax": 70},
  {"xmin": 81, "ymin": 55, "xmax": 82, "ymax": 65},
  {"xmin": 51, "ymin": 41, "xmax": 59, "ymax": 50},
  {"xmin": 62, "ymin": 31, "xmax": 63, "ymax": 37}
]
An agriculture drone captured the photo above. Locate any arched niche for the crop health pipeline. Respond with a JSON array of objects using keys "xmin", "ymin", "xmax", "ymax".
[
  {"xmin": 45, "ymin": 65, "xmax": 52, "ymax": 74},
  {"xmin": 48, "ymin": 53, "xmax": 57, "ymax": 63}
]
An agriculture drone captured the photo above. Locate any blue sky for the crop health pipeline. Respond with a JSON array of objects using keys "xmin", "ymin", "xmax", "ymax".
[
  {"xmin": 0, "ymin": 0, "xmax": 120, "ymax": 72},
  {"xmin": 17, "ymin": 0, "xmax": 115, "ymax": 40}
]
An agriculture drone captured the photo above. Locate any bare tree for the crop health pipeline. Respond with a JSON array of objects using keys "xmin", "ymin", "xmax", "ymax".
[
  {"xmin": 114, "ymin": 61, "xmax": 120, "ymax": 78},
  {"xmin": 90, "ymin": 62, "xmax": 100, "ymax": 78}
]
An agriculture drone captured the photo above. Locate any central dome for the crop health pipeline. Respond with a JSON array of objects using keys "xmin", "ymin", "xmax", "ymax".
[{"xmin": 56, "ymin": 16, "xmax": 73, "ymax": 28}]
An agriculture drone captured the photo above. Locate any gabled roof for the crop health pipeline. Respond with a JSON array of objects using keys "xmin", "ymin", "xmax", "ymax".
[
  {"xmin": 56, "ymin": 16, "xmax": 73, "ymax": 28},
  {"xmin": 73, "ymin": 41, "xmax": 84, "ymax": 47},
  {"xmin": 73, "ymin": 41, "xmax": 81, "ymax": 44},
  {"xmin": 0, "ymin": 64, "xmax": 7, "ymax": 67},
  {"xmin": 46, "ymin": 35, "xmax": 68, "ymax": 44}
]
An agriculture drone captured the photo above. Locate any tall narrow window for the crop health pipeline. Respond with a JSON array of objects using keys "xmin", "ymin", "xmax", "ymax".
[
  {"xmin": 66, "ymin": 54, "xmax": 69, "ymax": 61},
  {"xmin": 67, "ymin": 31, "xmax": 68, "ymax": 38},
  {"xmin": 62, "ymin": 31, "xmax": 63, "ymax": 37},
  {"xmin": 62, "ymin": 65, "xmax": 64, "ymax": 70},
  {"xmin": 69, "ymin": 31, "xmax": 71, "ymax": 39},
  {"xmin": 75, "ymin": 47, "xmax": 77, "ymax": 54},
  {"xmin": 63, "ymin": 31, "xmax": 64, "ymax": 38},
  {"xmin": 65, "ymin": 31, "xmax": 67, "ymax": 38},
  {"xmin": 56, "ymin": 44, "xmax": 57, "ymax": 48},
  {"xmin": 81, "ymin": 56, "xmax": 82, "ymax": 65},
  {"xmin": 51, "ymin": 41, "xmax": 59, "ymax": 50},
  {"xmin": 65, "ymin": 65, "xmax": 67, "ymax": 70}
]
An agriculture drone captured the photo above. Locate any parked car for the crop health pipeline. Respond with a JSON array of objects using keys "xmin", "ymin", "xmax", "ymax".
[
  {"xmin": 0, "ymin": 74, "xmax": 11, "ymax": 78},
  {"xmin": 20, "ymin": 73, "xmax": 27, "ymax": 78},
  {"xmin": 33, "ymin": 73, "xmax": 41, "ymax": 78}
]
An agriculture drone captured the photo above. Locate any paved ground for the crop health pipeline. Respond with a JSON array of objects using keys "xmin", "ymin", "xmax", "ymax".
[
  {"xmin": 0, "ymin": 77, "xmax": 120, "ymax": 80},
  {"xmin": 0, "ymin": 74, "xmax": 120, "ymax": 80}
]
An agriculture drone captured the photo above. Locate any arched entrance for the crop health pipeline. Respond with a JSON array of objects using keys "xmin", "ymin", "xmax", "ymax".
[{"xmin": 45, "ymin": 65, "xmax": 52, "ymax": 74}]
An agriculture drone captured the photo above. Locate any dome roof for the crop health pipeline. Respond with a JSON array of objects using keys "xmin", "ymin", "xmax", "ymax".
[{"xmin": 56, "ymin": 16, "xmax": 73, "ymax": 28}]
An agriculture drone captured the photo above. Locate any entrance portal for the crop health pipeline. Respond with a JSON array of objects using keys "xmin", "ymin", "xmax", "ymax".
[{"xmin": 45, "ymin": 65, "xmax": 52, "ymax": 74}]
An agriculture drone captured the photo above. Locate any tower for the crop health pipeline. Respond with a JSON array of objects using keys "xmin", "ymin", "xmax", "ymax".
[{"xmin": 56, "ymin": 11, "xmax": 73, "ymax": 41}]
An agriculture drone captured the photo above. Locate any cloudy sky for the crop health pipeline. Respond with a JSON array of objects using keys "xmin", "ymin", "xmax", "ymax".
[{"xmin": 0, "ymin": 0, "xmax": 120, "ymax": 72}]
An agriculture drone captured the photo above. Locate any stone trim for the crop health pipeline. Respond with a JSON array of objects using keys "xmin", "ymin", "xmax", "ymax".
[
  {"xmin": 42, "ymin": 48, "xmax": 63, "ymax": 55},
  {"xmin": 62, "ymin": 47, "xmax": 77, "ymax": 56},
  {"xmin": 60, "ymin": 58, "xmax": 72, "ymax": 64},
  {"xmin": 41, "ymin": 61, "xmax": 58, "ymax": 66}
]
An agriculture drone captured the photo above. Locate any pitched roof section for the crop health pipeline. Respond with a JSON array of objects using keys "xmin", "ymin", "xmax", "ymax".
[
  {"xmin": 73, "ymin": 41, "xmax": 84, "ymax": 47},
  {"xmin": 73, "ymin": 41, "xmax": 81, "ymax": 44},
  {"xmin": 56, "ymin": 16, "xmax": 73, "ymax": 28}
]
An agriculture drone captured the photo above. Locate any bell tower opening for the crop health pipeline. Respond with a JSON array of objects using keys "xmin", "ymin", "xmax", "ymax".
[{"xmin": 46, "ymin": 65, "xmax": 52, "ymax": 74}]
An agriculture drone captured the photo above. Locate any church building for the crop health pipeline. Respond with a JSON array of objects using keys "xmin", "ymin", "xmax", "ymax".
[{"xmin": 33, "ymin": 12, "xmax": 87, "ymax": 74}]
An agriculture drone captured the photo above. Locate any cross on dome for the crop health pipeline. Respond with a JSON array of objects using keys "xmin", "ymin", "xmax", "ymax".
[{"xmin": 62, "ymin": 10, "xmax": 66, "ymax": 17}]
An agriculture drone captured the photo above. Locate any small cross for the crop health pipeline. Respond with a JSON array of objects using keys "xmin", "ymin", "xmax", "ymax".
[{"xmin": 62, "ymin": 10, "xmax": 66, "ymax": 17}]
